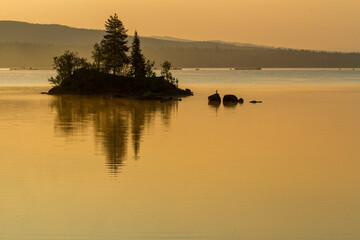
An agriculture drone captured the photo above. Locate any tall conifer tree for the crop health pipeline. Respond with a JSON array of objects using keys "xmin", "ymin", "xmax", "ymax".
[
  {"xmin": 101, "ymin": 14, "xmax": 129, "ymax": 75},
  {"xmin": 130, "ymin": 31, "xmax": 146, "ymax": 78}
]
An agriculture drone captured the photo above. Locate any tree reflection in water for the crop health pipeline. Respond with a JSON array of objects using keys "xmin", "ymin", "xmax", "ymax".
[{"xmin": 51, "ymin": 95, "xmax": 178, "ymax": 174}]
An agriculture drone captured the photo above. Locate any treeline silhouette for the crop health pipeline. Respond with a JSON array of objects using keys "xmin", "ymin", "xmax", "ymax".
[
  {"xmin": 2, "ymin": 42, "xmax": 360, "ymax": 68},
  {"xmin": 1, "ymin": 21, "xmax": 360, "ymax": 68},
  {"xmin": 142, "ymin": 46, "xmax": 360, "ymax": 68}
]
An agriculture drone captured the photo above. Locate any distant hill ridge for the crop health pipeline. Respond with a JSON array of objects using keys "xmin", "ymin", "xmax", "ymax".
[
  {"xmin": 0, "ymin": 21, "xmax": 105, "ymax": 44},
  {"xmin": 0, "ymin": 20, "xmax": 262, "ymax": 48},
  {"xmin": 1, "ymin": 20, "xmax": 360, "ymax": 68}
]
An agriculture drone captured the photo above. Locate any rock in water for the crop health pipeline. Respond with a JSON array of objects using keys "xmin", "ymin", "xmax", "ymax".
[
  {"xmin": 249, "ymin": 100, "xmax": 262, "ymax": 103},
  {"xmin": 238, "ymin": 98, "xmax": 244, "ymax": 104},
  {"xmin": 185, "ymin": 88, "xmax": 194, "ymax": 95},
  {"xmin": 223, "ymin": 94, "xmax": 238, "ymax": 103},
  {"xmin": 208, "ymin": 93, "xmax": 221, "ymax": 102}
]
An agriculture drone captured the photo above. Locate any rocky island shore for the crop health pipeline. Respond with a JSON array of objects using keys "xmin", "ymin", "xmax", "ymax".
[{"xmin": 47, "ymin": 69, "xmax": 193, "ymax": 100}]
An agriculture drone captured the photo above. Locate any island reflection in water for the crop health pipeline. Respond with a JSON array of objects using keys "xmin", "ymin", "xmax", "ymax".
[{"xmin": 51, "ymin": 95, "xmax": 178, "ymax": 174}]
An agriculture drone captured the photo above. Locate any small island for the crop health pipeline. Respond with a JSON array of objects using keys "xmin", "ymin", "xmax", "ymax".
[{"xmin": 47, "ymin": 14, "xmax": 193, "ymax": 100}]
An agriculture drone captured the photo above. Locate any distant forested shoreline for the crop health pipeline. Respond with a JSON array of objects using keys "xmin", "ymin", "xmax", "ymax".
[{"xmin": 2, "ymin": 42, "xmax": 360, "ymax": 69}]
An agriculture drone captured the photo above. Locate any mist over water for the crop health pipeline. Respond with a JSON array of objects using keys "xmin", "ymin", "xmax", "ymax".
[
  {"xmin": 0, "ymin": 70, "xmax": 54, "ymax": 86},
  {"xmin": 1, "ymin": 69, "xmax": 360, "ymax": 86},
  {"xmin": 1, "ymin": 70, "xmax": 360, "ymax": 239}
]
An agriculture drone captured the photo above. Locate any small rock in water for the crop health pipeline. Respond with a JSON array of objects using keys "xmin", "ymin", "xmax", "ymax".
[
  {"xmin": 238, "ymin": 98, "xmax": 244, "ymax": 104},
  {"xmin": 249, "ymin": 100, "xmax": 262, "ymax": 103},
  {"xmin": 185, "ymin": 88, "xmax": 193, "ymax": 95},
  {"xmin": 208, "ymin": 93, "xmax": 221, "ymax": 102},
  {"xmin": 223, "ymin": 94, "xmax": 238, "ymax": 103}
]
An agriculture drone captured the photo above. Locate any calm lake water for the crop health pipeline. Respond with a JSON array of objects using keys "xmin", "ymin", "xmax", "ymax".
[{"xmin": 1, "ymin": 69, "xmax": 360, "ymax": 240}]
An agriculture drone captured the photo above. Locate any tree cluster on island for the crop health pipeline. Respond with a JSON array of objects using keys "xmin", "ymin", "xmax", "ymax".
[{"xmin": 48, "ymin": 14, "xmax": 190, "ymax": 98}]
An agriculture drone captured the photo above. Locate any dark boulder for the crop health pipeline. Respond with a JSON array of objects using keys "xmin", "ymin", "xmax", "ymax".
[
  {"xmin": 238, "ymin": 98, "xmax": 244, "ymax": 104},
  {"xmin": 249, "ymin": 100, "xmax": 262, "ymax": 103},
  {"xmin": 185, "ymin": 88, "xmax": 193, "ymax": 95},
  {"xmin": 208, "ymin": 93, "xmax": 221, "ymax": 102},
  {"xmin": 223, "ymin": 94, "xmax": 238, "ymax": 103}
]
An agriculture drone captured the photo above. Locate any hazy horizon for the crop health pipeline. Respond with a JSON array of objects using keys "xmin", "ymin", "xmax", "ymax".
[
  {"xmin": 1, "ymin": 20, "xmax": 358, "ymax": 53},
  {"xmin": 1, "ymin": 0, "xmax": 359, "ymax": 52}
]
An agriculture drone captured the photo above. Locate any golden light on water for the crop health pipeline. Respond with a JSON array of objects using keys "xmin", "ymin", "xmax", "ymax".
[{"xmin": 1, "ymin": 84, "xmax": 360, "ymax": 239}]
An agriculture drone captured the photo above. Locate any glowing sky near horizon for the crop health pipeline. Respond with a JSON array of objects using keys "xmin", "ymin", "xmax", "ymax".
[{"xmin": 1, "ymin": 0, "xmax": 359, "ymax": 51}]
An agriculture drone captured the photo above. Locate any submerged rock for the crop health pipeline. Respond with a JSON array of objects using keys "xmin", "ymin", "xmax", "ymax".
[
  {"xmin": 223, "ymin": 102, "xmax": 238, "ymax": 107},
  {"xmin": 208, "ymin": 93, "xmax": 221, "ymax": 102},
  {"xmin": 249, "ymin": 100, "xmax": 262, "ymax": 103},
  {"xmin": 223, "ymin": 94, "xmax": 238, "ymax": 103},
  {"xmin": 208, "ymin": 101, "xmax": 220, "ymax": 108}
]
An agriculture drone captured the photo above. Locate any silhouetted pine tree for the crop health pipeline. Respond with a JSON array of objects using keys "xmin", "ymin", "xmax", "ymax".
[
  {"xmin": 101, "ymin": 14, "xmax": 129, "ymax": 75},
  {"xmin": 130, "ymin": 31, "xmax": 146, "ymax": 78}
]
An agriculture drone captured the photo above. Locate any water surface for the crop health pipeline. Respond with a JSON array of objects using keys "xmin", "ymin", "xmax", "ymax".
[{"xmin": 0, "ymin": 70, "xmax": 360, "ymax": 240}]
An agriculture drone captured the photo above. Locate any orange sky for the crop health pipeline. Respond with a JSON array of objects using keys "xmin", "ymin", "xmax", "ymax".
[{"xmin": 1, "ymin": 0, "xmax": 359, "ymax": 51}]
